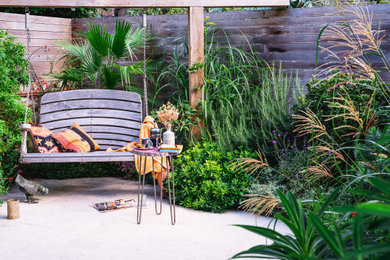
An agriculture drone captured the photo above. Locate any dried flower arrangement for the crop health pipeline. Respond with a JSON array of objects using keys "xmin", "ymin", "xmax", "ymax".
[{"xmin": 156, "ymin": 102, "xmax": 179, "ymax": 128}]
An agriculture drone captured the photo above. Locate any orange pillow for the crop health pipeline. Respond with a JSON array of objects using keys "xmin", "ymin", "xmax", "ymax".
[
  {"xmin": 52, "ymin": 123, "xmax": 100, "ymax": 153},
  {"xmin": 30, "ymin": 126, "xmax": 60, "ymax": 153}
]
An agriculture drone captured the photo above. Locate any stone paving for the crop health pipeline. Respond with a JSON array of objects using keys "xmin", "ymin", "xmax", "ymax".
[{"xmin": 0, "ymin": 177, "xmax": 289, "ymax": 260}]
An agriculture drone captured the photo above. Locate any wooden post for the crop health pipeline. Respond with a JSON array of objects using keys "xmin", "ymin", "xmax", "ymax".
[{"xmin": 188, "ymin": 6, "xmax": 204, "ymax": 135}]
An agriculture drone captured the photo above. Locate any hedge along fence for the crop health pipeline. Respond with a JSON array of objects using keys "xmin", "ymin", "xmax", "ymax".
[
  {"xmin": 0, "ymin": 12, "xmax": 72, "ymax": 88},
  {"xmin": 1, "ymin": 4, "xmax": 389, "ymax": 90},
  {"xmin": 73, "ymin": 4, "xmax": 390, "ymax": 86}
]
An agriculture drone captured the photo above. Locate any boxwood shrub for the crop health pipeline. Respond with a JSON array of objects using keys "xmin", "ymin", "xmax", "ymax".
[{"xmin": 169, "ymin": 141, "xmax": 256, "ymax": 213}]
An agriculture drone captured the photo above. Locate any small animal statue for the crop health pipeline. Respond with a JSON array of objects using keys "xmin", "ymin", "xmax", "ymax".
[{"xmin": 15, "ymin": 174, "xmax": 49, "ymax": 203}]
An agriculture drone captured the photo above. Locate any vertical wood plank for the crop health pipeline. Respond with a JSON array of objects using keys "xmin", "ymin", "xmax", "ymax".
[
  {"xmin": 188, "ymin": 6, "xmax": 204, "ymax": 135},
  {"xmin": 188, "ymin": 7, "xmax": 204, "ymax": 109}
]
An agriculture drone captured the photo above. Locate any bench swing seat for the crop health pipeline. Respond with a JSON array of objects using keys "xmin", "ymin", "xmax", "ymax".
[{"xmin": 20, "ymin": 89, "xmax": 142, "ymax": 164}]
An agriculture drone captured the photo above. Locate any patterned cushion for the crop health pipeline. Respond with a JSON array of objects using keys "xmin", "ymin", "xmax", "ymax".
[
  {"xmin": 52, "ymin": 122, "xmax": 100, "ymax": 153},
  {"xmin": 30, "ymin": 126, "xmax": 60, "ymax": 153}
]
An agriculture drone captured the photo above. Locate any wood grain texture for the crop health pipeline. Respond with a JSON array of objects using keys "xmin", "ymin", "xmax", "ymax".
[
  {"xmin": 188, "ymin": 7, "xmax": 205, "ymax": 136},
  {"xmin": 40, "ymin": 100, "xmax": 142, "ymax": 114},
  {"xmin": 36, "ymin": 90, "xmax": 142, "ymax": 157},
  {"xmin": 21, "ymin": 151, "xmax": 134, "ymax": 164},
  {"xmin": 40, "ymin": 89, "xmax": 142, "ymax": 104},
  {"xmin": 73, "ymin": 4, "xmax": 390, "ymax": 86},
  {"xmin": 0, "ymin": 0, "xmax": 289, "ymax": 8},
  {"xmin": 40, "ymin": 109, "xmax": 141, "ymax": 124},
  {"xmin": 0, "ymin": 12, "xmax": 71, "ymax": 76}
]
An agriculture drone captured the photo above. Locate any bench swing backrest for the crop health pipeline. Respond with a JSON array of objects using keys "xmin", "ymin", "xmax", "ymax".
[{"xmin": 21, "ymin": 89, "xmax": 142, "ymax": 164}]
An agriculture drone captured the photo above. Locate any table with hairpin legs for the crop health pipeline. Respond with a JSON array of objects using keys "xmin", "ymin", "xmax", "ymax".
[{"xmin": 133, "ymin": 148, "xmax": 179, "ymax": 225}]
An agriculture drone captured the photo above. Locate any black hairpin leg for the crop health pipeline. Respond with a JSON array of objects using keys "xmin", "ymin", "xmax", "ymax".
[
  {"xmin": 152, "ymin": 156, "xmax": 163, "ymax": 215},
  {"xmin": 167, "ymin": 155, "xmax": 176, "ymax": 225},
  {"xmin": 137, "ymin": 155, "xmax": 147, "ymax": 224}
]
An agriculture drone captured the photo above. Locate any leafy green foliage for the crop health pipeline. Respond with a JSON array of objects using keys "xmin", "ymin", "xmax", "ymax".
[
  {"xmin": 293, "ymin": 73, "xmax": 386, "ymax": 142},
  {"xmin": 170, "ymin": 141, "xmax": 256, "ymax": 213},
  {"xmin": 0, "ymin": 30, "xmax": 29, "ymax": 194},
  {"xmin": 234, "ymin": 182, "xmax": 390, "ymax": 259},
  {"xmin": 53, "ymin": 20, "xmax": 148, "ymax": 89},
  {"xmin": 154, "ymin": 25, "xmax": 299, "ymax": 154}
]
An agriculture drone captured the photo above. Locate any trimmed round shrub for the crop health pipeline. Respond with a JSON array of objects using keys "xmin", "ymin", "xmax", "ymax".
[{"xmin": 169, "ymin": 141, "xmax": 256, "ymax": 213}]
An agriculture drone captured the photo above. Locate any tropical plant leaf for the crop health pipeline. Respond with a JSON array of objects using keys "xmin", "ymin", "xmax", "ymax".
[
  {"xmin": 101, "ymin": 65, "xmax": 121, "ymax": 89},
  {"xmin": 233, "ymin": 225, "xmax": 291, "ymax": 246},
  {"xmin": 80, "ymin": 45, "xmax": 102, "ymax": 86},
  {"xmin": 369, "ymin": 178, "xmax": 390, "ymax": 197},
  {"xmin": 356, "ymin": 202, "xmax": 390, "ymax": 218},
  {"xmin": 343, "ymin": 244, "xmax": 390, "ymax": 259},
  {"xmin": 317, "ymin": 186, "xmax": 341, "ymax": 216},
  {"xmin": 85, "ymin": 21, "xmax": 111, "ymax": 57},
  {"xmin": 308, "ymin": 213, "xmax": 345, "ymax": 258},
  {"xmin": 111, "ymin": 20, "xmax": 132, "ymax": 59},
  {"xmin": 125, "ymin": 27, "xmax": 150, "ymax": 59}
]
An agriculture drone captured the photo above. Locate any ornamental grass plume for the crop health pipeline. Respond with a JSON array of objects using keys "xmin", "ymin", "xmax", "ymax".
[
  {"xmin": 231, "ymin": 151, "xmax": 268, "ymax": 180},
  {"xmin": 317, "ymin": 5, "xmax": 389, "ymax": 82},
  {"xmin": 239, "ymin": 193, "xmax": 281, "ymax": 217},
  {"xmin": 156, "ymin": 102, "xmax": 179, "ymax": 128},
  {"xmin": 303, "ymin": 163, "xmax": 334, "ymax": 182},
  {"xmin": 293, "ymin": 109, "xmax": 330, "ymax": 143},
  {"xmin": 325, "ymin": 90, "xmax": 378, "ymax": 138}
]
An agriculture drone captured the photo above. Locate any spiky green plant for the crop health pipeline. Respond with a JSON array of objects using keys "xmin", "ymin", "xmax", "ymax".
[
  {"xmin": 53, "ymin": 20, "xmax": 150, "ymax": 89},
  {"xmin": 154, "ymin": 25, "xmax": 300, "ymax": 153}
]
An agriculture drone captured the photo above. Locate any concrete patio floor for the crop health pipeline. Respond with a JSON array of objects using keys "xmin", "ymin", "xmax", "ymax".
[{"xmin": 0, "ymin": 177, "xmax": 288, "ymax": 260}]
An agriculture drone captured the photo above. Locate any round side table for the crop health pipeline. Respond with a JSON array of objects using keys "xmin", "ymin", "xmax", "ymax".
[{"xmin": 133, "ymin": 148, "xmax": 180, "ymax": 225}]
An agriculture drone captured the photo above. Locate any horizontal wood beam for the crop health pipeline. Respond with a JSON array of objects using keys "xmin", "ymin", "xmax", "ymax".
[{"xmin": 0, "ymin": 0, "xmax": 289, "ymax": 8}]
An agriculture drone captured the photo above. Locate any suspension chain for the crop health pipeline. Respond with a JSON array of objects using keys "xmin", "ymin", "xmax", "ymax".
[{"xmin": 143, "ymin": 13, "xmax": 148, "ymax": 116}]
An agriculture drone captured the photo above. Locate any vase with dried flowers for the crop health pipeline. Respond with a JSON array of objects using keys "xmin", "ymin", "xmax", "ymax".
[{"xmin": 156, "ymin": 102, "xmax": 179, "ymax": 145}]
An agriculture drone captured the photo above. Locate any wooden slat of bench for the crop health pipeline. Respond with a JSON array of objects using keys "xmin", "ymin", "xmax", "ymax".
[
  {"xmin": 40, "ymin": 99, "xmax": 142, "ymax": 114},
  {"xmin": 40, "ymin": 109, "xmax": 141, "ymax": 124},
  {"xmin": 90, "ymin": 133, "xmax": 137, "ymax": 142},
  {"xmin": 21, "ymin": 151, "xmax": 134, "ymax": 164},
  {"xmin": 23, "ymin": 89, "xmax": 142, "ymax": 164},
  {"xmin": 94, "ymin": 139, "xmax": 131, "ymax": 148},
  {"xmin": 42, "ymin": 118, "xmax": 142, "ymax": 132},
  {"xmin": 40, "ymin": 89, "xmax": 142, "ymax": 104}
]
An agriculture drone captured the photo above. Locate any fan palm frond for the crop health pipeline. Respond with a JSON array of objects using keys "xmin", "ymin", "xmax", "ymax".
[
  {"xmin": 101, "ymin": 65, "xmax": 121, "ymax": 89},
  {"xmin": 125, "ymin": 27, "xmax": 151, "ymax": 60},
  {"xmin": 80, "ymin": 45, "xmax": 102, "ymax": 86},
  {"xmin": 85, "ymin": 21, "xmax": 111, "ymax": 57},
  {"xmin": 111, "ymin": 20, "xmax": 132, "ymax": 59},
  {"xmin": 55, "ymin": 39, "xmax": 87, "ymax": 61}
]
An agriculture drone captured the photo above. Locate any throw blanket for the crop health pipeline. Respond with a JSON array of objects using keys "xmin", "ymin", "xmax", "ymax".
[{"xmin": 106, "ymin": 116, "xmax": 168, "ymax": 186}]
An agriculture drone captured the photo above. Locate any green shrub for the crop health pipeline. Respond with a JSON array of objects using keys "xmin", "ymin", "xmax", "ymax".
[
  {"xmin": 234, "ymin": 178, "xmax": 390, "ymax": 259},
  {"xmin": 154, "ymin": 25, "xmax": 299, "ymax": 153},
  {"xmin": 293, "ymin": 73, "xmax": 387, "ymax": 141},
  {"xmin": 170, "ymin": 141, "xmax": 256, "ymax": 213},
  {"xmin": 0, "ymin": 29, "xmax": 29, "ymax": 194},
  {"xmin": 239, "ymin": 136, "xmax": 315, "ymax": 216}
]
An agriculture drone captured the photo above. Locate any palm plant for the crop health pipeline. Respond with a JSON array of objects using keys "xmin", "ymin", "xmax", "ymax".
[
  {"xmin": 233, "ymin": 180, "xmax": 390, "ymax": 259},
  {"xmin": 54, "ymin": 20, "xmax": 150, "ymax": 89}
]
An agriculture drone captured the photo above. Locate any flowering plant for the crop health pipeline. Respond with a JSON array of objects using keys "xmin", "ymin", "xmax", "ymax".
[
  {"xmin": 31, "ymin": 77, "xmax": 70, "ymax": 93},
  {"xmin": 156, "ymin": 102, "xmax": 179, "ymax": 128}
]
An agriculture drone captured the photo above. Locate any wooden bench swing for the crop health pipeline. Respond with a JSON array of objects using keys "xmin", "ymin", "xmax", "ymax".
[{"xmin": 19, "ymin": 9, "xmax": 147, "ymax": 165}]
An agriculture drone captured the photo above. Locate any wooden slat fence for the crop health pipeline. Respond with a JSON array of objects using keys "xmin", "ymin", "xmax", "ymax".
[
  {"xmin": 73, "ymin": 4, "xmax": 390, "ymax": 86},
  {"xmin": 0, "ymin": 12, "xmax": 72, "ymax": 83},
  {"xmin": 1, "ymin": 4, "xmax": 389, "ymax": 91}
]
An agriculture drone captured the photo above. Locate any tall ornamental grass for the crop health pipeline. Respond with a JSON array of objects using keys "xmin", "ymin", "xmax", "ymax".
[{"xmin": 155, "ymin": 26, "xmax": 301, "ymax": 153}]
